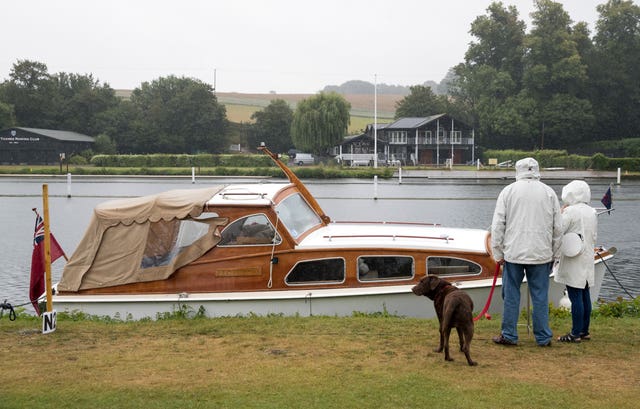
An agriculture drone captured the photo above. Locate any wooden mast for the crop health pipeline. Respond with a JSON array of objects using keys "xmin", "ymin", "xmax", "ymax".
[{"xmin": 258, "ymin": 145, "xmax": 330, "ymax": 225}]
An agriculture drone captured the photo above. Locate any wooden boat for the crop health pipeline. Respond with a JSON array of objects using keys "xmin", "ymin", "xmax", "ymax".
[{"xmin": 52, "ymin": 147, "xmax": 616, "ymax": 319}]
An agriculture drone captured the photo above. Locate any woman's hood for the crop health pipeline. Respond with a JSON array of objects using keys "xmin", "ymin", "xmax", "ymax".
[{"xmin": 562, "ymin": 180, "xmax": 591, "ymax": 205}]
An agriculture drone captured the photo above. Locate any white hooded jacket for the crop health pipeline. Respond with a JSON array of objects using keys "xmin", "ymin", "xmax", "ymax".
[
  {"xmin": 491, "ymin": 158, "xmax": 562, "ymax": 264},
  {"xmin": 554, "ymin": 180, "xmax": 597, "ymax": 288}
]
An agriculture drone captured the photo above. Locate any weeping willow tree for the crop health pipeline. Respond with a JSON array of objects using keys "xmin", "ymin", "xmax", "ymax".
[{"xmin": 290, "ymin": 92, "xmax": 351, "ymax": 155}]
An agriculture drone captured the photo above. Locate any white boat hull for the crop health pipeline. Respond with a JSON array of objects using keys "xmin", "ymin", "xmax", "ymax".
[{"xmin": 53, "ymin": 263, "xmax": 607, "ymax": 320}]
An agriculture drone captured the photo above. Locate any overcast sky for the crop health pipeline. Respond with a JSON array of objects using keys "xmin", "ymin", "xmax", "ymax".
[{"xmin": 2, "ymin": 0, "xmax": 606, "ymax": 94}]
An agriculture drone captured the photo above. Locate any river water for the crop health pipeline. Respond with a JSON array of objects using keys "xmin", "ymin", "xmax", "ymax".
[{"xmin": 1, "ymin": 175, "xmax": 638, "ymax": 310}]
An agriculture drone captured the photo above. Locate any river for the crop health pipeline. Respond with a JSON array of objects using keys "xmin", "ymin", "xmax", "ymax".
[{"xmin": 1, "ymin": 175, "xmax": 638, "ymax": 310}]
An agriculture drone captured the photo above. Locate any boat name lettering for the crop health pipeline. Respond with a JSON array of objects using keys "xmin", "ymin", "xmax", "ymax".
[{"xmin": 216, "ymin": 267, "xmax": 262, "ymax": 277}]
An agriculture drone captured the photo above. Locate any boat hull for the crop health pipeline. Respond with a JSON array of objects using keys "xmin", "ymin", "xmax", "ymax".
[{"xmin": 52, "ymin": 274, "xmax": 573, "ymax": 320}]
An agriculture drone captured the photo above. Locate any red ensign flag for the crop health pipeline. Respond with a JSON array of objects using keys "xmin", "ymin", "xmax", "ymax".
[{"xmin": 29, "ymin": 211, "xmax": 66, "ymax": 315}]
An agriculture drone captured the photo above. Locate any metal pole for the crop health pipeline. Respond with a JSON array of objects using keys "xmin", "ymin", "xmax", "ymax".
[{"xmin": 374, "ymin": 74, "xmax": 378, "ymax": 168}]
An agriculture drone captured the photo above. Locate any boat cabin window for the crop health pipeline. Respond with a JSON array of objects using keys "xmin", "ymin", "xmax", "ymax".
[
  {"xmin": 358, "ymin": 256, "xmax": 414, "ymax": 281},
  {"xmin": 286, "ymin": 258, "xmax": 345, "ymax": 285},
  {"xmin": 275, "ymin": 193, "xmax": 321, "ymax": 239},
  {"xmin": 427, "ymin": 257, "xmax": 482, "ymax": 277},
  {"xmin": 219, "ymin": 214, "xmax": 281, "ymax": 246},
  {"xmin": 141, "ymin": 219, "xmax": 211, "ymax": 268}
]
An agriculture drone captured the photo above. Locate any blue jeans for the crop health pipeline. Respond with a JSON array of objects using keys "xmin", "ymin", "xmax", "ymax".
[
  {"xmin": 500, "ymin": 261, "xmax": 553, "ymax": 345},
  {"xmin": 566, "ymin": 285, "xmax": 591, "ymax": 337}
]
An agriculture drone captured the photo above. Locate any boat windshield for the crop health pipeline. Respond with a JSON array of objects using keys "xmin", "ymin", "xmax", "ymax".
[{"xmin": 276, "ymin": 193, "xmax": 322, "ymax": 239}]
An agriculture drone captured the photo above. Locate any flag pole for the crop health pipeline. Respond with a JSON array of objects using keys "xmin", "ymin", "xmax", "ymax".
[{"xmin": 42, "ymin": 184, "xmax": 53, "ymax": 313}]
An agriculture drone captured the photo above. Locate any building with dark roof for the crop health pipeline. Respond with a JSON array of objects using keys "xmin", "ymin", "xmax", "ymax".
[
  {"xmin": 0, "ymin": 127, "xmax": 94, "ymax": 164},
  {"xmin": 330, "ymin": 114, "xmax": 476, "ymax": 166},
  {"xmin": 375, "ymin": 114, "xmax": 475, "ymax": 166}
]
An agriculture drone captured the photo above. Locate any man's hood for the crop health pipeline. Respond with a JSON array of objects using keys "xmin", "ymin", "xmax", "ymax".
[
  {"xmin": 515, "ymin": 157, "xmax": 540, "ymax": 180},
  {"xmin": 562, "ymin": 180, "xmax": 591, "ymax": 205}
]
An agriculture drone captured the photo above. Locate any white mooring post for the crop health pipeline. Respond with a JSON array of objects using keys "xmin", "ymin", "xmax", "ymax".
[
  {"xmin": 191, "ymin": 167, "xmax": 196, "ymax": 184},
  {"xmin": 617, "ymin": 168, "xmax": 621, "ymax": 185},
  {"xmin": 373, "ymin": 175, "xmax": 378, "ymax": 200},
  {"xmin": 66, "ymin": 173, "xmax": 71, "ymax": 198},
  {"xmin": 398, "ymin": 167, "xmax": 402, "ymax": 185}
]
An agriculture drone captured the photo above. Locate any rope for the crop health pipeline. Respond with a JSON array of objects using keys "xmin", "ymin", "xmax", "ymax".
[
  {"xmin": 0, "ymin": 295, "xmax": 46, "ymax": 321},
  {"xmin": 267, "ymin": 209, "xmax": 281, "ymax": 289},
  {"xmin": 1, "ymin": 299, "xmax": 18, "ymax": 321},
  {"xmin": 597, "ymin": 252, "xmax": 635, "ymax": 299},
  {"xmin": 473, "ymin": 263, "xmax": 501, "ymax": 321}
]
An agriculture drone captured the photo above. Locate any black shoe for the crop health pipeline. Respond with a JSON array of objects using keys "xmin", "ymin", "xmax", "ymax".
[{"xmin": 492, "ymin": 335, "xmax": 517, "ymax": 346}]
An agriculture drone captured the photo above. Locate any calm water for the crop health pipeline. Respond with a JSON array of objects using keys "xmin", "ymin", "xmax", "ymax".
[{"xmin": 1, "ymin": 175, "xmax": 638, "ymax": 309}]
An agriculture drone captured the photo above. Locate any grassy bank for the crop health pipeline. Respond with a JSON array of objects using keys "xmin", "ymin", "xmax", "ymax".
[{"xmin": 1, "ymin": 309, "xmax": 638, "ymax": 409}]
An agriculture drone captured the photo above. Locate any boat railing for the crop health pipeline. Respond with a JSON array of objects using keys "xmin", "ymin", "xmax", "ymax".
[
  {"xmin": 220, "ymin": 191, "xmax": 270, "ymax": 200},
  {"xmin": 331, "ymin": 221, "xmax": 441, "ymax": 227},
  {"xmin": 323, "ymin": 233, "xmax": 452, "ymax": 243}
]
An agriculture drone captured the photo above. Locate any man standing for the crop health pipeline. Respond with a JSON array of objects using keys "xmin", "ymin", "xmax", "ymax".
[{"xmin": 491, "ymin": 157, "xmax": 562, "ymax": 347}]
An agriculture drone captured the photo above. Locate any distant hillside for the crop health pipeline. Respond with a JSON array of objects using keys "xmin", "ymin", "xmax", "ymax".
[{"xmin": 115, "ymin": 89, "xmax": 405, "ymax": 134}]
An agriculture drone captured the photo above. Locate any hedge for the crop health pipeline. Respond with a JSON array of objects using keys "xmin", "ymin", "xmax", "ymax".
[{"xmin": 481, "ymin": 149, "xmax": 640, "ymax": 171}]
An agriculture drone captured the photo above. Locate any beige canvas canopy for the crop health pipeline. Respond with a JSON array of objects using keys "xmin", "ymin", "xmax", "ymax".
[{"xmin": 58, "ymin": 186, "xmax": 227, "ymax": 292}]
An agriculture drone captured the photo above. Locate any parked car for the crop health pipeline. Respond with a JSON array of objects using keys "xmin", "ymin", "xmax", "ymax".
[{"xmin": 294, "ymin": 153, "xmax": 315, "ymax": 166}]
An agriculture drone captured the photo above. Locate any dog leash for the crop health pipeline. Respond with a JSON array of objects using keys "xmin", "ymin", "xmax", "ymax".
[{"xmin": 473, "ymin": 263, "xmax": 501, "ymax": 321}]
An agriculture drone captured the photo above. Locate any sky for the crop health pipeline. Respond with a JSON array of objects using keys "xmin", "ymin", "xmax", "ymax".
[{"xmin": 2, "ymin": 0, "xmax": 608, "ymax": 94}]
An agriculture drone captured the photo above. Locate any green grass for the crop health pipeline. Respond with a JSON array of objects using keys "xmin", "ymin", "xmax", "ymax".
[{"xmin": 1, "ymin": 306, "xmax": 638, "ymax": 409}]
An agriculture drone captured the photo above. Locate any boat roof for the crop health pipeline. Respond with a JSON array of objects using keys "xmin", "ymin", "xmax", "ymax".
[
  {"xmin": 207, "ymin": 183, "xmax": 292, "ymax": 206},
  {"xmin": 299, "ymin": 222, "xmax": 489, "ymax": 254}
]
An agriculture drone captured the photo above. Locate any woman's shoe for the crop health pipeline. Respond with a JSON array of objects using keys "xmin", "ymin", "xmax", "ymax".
[
  {"xmin": 557, "ymin": 333, "xmax": 581, "ymax": 343},
  {"xmin": 580, "ymin": 333, "xmax": 591, "ymax": 340}
]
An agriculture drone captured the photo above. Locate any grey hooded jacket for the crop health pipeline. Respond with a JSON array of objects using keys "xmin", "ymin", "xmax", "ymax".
[{"xmin": 491, "ymin": 157, "xmax": 562, "ymax": 264}]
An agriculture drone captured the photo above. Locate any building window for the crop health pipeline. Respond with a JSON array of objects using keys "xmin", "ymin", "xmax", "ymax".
[
  {"xmin": 427, "ymin": 257, "xmax": 482, "ymax": 277},
  {"xmin": 286, "ymin": 258, "xmax": 345, "ymax": 284},
  {"xmin": 424, "ymin": 131, "xmax": 433, "ymax": 144},
  {"xmin": 451, "ymin": 131, "xmax": 462, "ymax": 144},
  {"xmin": 358, "ymin": 255, "xmax": 414, "ymax": 281},
  {"xmin": 437, "ymin": 128, "xmax": 446, "ymax": 143},
  {"xmin": 388, "ymin": 131, "xmax": 407, "ymax": 144}
]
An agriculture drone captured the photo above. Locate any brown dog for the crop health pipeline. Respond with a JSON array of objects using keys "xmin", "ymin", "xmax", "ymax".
[{"xmin": 412, "ymin": 275, "xmax": 477, "ymax": 366}]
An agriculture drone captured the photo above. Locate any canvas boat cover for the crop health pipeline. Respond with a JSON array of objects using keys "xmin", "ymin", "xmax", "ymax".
[{"xmin": 58, "ymin": 186, "xmax": 227, "ymax": 292}]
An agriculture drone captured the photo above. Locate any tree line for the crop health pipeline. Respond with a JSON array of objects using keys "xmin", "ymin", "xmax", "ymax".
[
  {"xmin": 1, "ymin": 0, "xmax": 638, "ymax": 157},
  {"xmin": 395, "ymin": 0, "xmax": 640, "ymax": 151}
]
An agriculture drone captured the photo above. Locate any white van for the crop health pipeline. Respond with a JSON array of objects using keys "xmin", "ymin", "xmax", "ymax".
[{"xmin": 294, "ymin": 153, "xmax": 314, "ymax": 166}]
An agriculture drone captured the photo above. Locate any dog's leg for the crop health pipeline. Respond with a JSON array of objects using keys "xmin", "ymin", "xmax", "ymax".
[
  {"xmin": 443, "ymin": 325, "xmax": 453, "ymax": 362},
  {"xmin": 456, "ymin": 327, "xmax": 465, "ymax": 352},
  {"xmin": 462, "ymin": 327, "xmax": 477, "ymax": 366},
  {"xmin": 434, "ymin": 319, "xmax": 444, "ymax": 353}
]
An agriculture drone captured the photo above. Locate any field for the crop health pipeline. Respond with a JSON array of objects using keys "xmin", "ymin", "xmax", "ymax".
[
  {"xmin": 1, "ymin": 311, "xmax": 639, "ymax": 408},
  {"xmin": 117, "ymin": 89, "xmax": 402, "ymax": 134},
  {"xmin": 217, "ymin": 92, "xmax": 402, "ymax": 134}
]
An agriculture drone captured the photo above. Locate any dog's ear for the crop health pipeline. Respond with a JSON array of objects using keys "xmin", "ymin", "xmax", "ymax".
[{"xmin": 428, "ymin": 275, "xmax": 440, "ymax": 291}]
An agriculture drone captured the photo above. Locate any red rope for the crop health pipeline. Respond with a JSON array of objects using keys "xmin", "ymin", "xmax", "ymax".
[{"xmin": 473, "ymin": 262, "xmax": 501, "ymax": 321}]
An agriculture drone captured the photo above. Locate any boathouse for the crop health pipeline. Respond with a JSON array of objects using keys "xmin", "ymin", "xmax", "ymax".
[
  {"xmin": 0, "ymin": 127, "xmax": 94, "ymax": 165},
  {"xmin": 379, "ymin": 114, "xmax": 476, "ymax": 166}
]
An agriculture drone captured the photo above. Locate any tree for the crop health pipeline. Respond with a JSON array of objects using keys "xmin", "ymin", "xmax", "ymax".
[
  {"xmin": 249, "ymin": 99, "xmax": 294, "ymax": 153},
  {"xmin": 394, "ymin": 85, "xmax": 448, "ymax": 118},
  {"xmin": 522, "ymin": 0, "xmax": 594, "ymax": 148},
  {"xmin": 129, "ymin": 76, "xmax": 228, "ymax": 153},
  {"xmin": 93, "ymin": 134, "xmax": 117, "ymax": 154},
  {"xmin": 2, "ymin": 60, "xmax": 57, "ymax": 128},
  {"xmin": 53, "ymin": 72, "xmax": 120, "ymax": 136},
  {"xmin": 290, "ymin": 92, "xmax": 350, "ymax": 155},
  {"xmin": 452, "ymin": 2, "xmax": 527, "ymax": 148},
  {"xmin": 0, "ymin": 101, "xmax": 16, "ymax": 128},
  {"xmin": 589, "ymin": 0, "xmax": 640, "ymax": 139}
]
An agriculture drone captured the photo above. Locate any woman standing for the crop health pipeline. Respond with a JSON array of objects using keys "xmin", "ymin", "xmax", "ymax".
[{"xmin": 555, "ymin": 180, "xmax": 598, "ymax": 343}]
